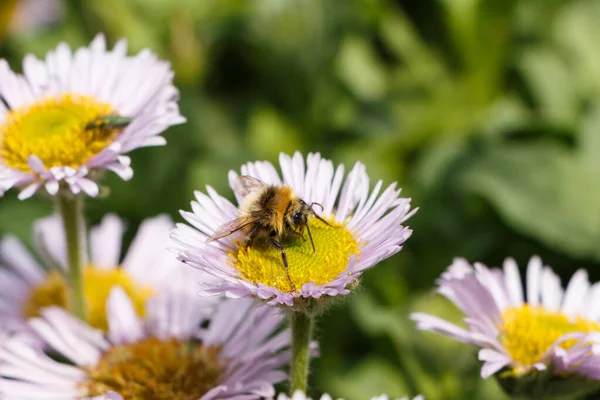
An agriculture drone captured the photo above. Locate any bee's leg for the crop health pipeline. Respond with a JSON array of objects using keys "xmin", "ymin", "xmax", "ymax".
[
  {"xmin": 298, "ymin": 225, "xmax": 306, "ymax": 241},
  {"xmin": 306, "ymin": 223, "xmax": 316, "ymax": 253},
  {"xmin": 246, "ymin": 225, "xmax": 261, "ymax": 248},
  {"xmin": 269, "ymin": 235, "xmax": 295, "ymax": 292},
  {"xmin": 286, "ymin": 223, "xmax": 305, "ymax": 241}
]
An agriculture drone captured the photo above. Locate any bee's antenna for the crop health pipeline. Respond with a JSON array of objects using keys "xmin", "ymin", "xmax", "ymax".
[
  {"xmin": 310, "ymin": 202, "xmax": 324, "ymax": 211},
  {"xmin": 306, "ymin": 223, "xmax": 316, "ymax": 253},
  {"xmin": 0, "ymin": 94, "xmax": 11, "ymax": 111},
  {"xmin": 309, "ymin": 203, "xmax": 332, "ymax": 227}
]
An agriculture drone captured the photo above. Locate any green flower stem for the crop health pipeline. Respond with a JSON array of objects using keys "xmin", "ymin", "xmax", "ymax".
[
  {"xmin": 290, "ymin": 311, "xmax": 314, "ymax": 394},
  {"xmin": 57, "ymin": 191, "xmax": 87, "ymax": 322}
]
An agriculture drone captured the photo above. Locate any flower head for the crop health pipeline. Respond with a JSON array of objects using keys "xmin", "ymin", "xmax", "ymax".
[
  {"xmin": 0, "ymin": 34, "xmax": 184, "ymax": 199},
  {"xmin": 411, "ymin": 257, "xmax": 600, "ymax": 396},
  {"xmin": 276, "ymin": 391, "xmax": 424, "ymax": 400},
  {"xmin": 0, "ymin": 287, "xmax": 291, "ymax": 399},
  {"xmin": 172, "ymin": 152, "xmax": 415, "ymax": 309},
  {"xmin": 0, "ymin": 213, "xmax": 208, "ymax": 336}
]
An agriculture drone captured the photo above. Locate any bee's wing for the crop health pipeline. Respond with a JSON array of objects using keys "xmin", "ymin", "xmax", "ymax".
[
  {"xmin": 231, "ymin": 175, "xmax": 266, "ymax": 199},
  {"xmin": 206, "ymin": 216, "xmax": 256, "ymax": 242}
]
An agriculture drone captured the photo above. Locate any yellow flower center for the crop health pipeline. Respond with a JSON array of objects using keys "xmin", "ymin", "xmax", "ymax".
[
  {"xmin": 500, "ymin": 305, "xmax": 600, "ymax": 371},
  {"xmin": 230, "ymin": 217, "xmax": 359, "ymax": 293},
  {"xmin": 82, "ymin": 337, "xmax": 222, "ymax": 400},
  {"xmin": 0, "ymin": 94, "xmax": 121, "ymax": 172},
  {"xmin": 23, "ymin": 266, "xmax": 154, "ymax": 331}
]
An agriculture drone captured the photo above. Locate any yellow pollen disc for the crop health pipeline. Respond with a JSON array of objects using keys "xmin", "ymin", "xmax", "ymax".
[
  {"xmin": 500, "ymin": 305, "xmax": 600, "ymax": 371},
  {"xmin": 23, "ymin": 267, "xmax": 154, "ymax": 331},
  {"xmin": 82, "ymin": 337, "xmax": 222, "ymax": 400},
  {"xmin": 229, "ymin": 217, "xmax": 359, "ymax": 293},
  {"xmin": 0, "ymin": 94, "xmax": 118, "ymax": 172}
]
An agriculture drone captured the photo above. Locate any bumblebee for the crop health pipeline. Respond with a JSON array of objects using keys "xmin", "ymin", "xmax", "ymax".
[{"xmin": 207, "ymin": 176, "xmax": 330, "ymax": 289}]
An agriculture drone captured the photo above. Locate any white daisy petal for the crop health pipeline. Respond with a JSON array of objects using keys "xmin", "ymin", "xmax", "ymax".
[
  {"xmin": 561, "ymin": 269, "xmax": 590, "ymax": 316},
  {"xmin": 526, "ymin": 256, "xmax": 542, "ymax": 307},
  {"xmin": 503, "ymin": 258, "xmax": 524, "ymax": 307},
  {"xmin": 0, "ymin": 235, "xmax": 45, "ymax": 284},
  {"xmin": 541, "ymin": 267, "xmax": 563, "ymax": 312},
  {"xmin": 90, "ymin": 214, "xmax": 124, "ymax": 268},
  {"xmin": 106, "ymin": 287, "xmax": 144, "ymax": 345}
]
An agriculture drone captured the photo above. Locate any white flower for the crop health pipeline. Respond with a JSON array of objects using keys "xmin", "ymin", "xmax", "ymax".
[
  {"xmin": 0, "ymin": 34, "xmax": 184, "ymax": 199},
  {"xmin": 411, "ymin": 256, "xmax": 600, "ymax": 380},
  {"xmin": 0, "ymin": 289, "xmax": 292, "ymax": 399},
  {"xmin": 0, "ymin": 213, "xmax": 209, "ymax": 336},
  {"xmin": 172, "ymin": 151, "xmax": 415, "ymax": 308}
]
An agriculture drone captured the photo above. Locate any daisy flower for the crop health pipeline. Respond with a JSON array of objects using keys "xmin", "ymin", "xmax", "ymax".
[
  {"xmin": 0, "ymin": 34, "xmax": 184, "ymax": 199},
  {"xmin": 0, "ymin": 287, "xmax": 292, "ymax": 399},
  {"xmin": 171, "ymin": 151, "xmax": 415, "ymax": 309},
  {"xmin": 0, "ymin": 213, "xmax": 207, "ymax": 335},
  {"xmin": 276, "ymin": 391, "xmax": 424, "ymax": 400},
  {"xmin": 411, "ymin": 257, "xmax": 600, "ymax": 382}
]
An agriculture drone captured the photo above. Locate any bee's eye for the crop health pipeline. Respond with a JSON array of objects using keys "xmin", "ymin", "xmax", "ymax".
[{"xmin": 292, "ymin": 211, "xmax": 305, "ymax": 226}]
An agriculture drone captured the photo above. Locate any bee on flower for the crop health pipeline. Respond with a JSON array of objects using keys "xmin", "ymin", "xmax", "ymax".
[
  {"xmin": 171, "ymin": 151, "xmax": 415, "ymax": 311},
  {"xmin": 0, "ymin": 34, "xmax": 184, "ymax": 199}
]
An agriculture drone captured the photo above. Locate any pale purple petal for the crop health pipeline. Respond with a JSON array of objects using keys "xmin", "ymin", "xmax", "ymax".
[
  {"xmin": 90, "ymin": 214, "xmax": 124, "ymax": 268},
  {"xmin": 414, "ymin": 256, "xmax": 600, "ymax": 379},
  {"xmin": 526, "ymin": 256, "xmax": 542, "ymax": 307},
  {"xmin": 106, "ymin": 287, "xmax": 144, "ymax": 345}
]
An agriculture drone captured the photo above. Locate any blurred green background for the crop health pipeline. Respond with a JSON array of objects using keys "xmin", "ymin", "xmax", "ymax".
[{"xmin": 2, "ymin": 0, "xmax": 600, "ymax": 399}]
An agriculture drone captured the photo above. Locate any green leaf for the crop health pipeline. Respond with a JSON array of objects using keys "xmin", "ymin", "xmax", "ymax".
[
  {"xmin": 519, "ymin": 48, "xmax": 578, "ymax": 127},
  {"xmin": 246, "ymin": 106, "xmax": 302, "ymax": 160},
  {"xmin": 462, "ymin": 142, "xmax": 600, "ymax": 260},
  {"xmin": 328, "ymin": 358, "xmax": 411, "ymax": 400},
  {"xmin": 579, "ymin": 103, "xmax": 600, "ymax": 173},
  {"xmin": 555, "ymin": 0, "xmax": 600, "ymax": 99},
  {"xmin": 0, "ymin": 196, "xmax": 51, "ymax": 243},
  {"xmin": 336, "ymin": 35, "xmax": 388, "ymax": 101}
]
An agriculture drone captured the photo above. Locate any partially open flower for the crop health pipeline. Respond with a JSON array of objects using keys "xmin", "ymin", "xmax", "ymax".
[
  {"xmin": 411, "ymin": 257, "xmax": 600, "ymax": 398},
  {"xmin": 172, "ymin": 152, "xmax": 415, "ymax": 311},
  {"xmin": 0, "ymin": 288, "xmax": 291, "ymax": 399},
  {"xmin": 0, "ymin": 213, "xmax": 208, "ymax": 336},
  {"xmin": 0, "ymin": 34, "xmax": 184, "ymax": 199}
]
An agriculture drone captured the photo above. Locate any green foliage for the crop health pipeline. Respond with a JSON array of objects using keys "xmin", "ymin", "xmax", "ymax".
[
  {"xmin": 462, "ymin": 140, "xmax": 600, "ymax": 263},
  {"xmin": 3, "ymin": 0, "xmax": 600, "ymax": 398}
]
